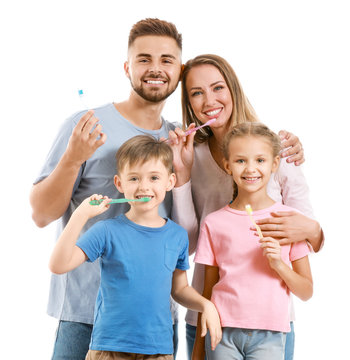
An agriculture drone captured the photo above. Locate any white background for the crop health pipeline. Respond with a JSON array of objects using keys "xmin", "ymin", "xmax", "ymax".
[{"xmin": 1, "ymin": 1, "xmax": 349, "ymax": 359}]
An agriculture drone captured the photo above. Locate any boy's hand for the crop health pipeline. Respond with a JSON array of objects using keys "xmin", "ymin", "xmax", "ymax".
[
  {"xmin": 200, "ymin": 300, "xmax": 222, "ymax": 351},
  {"xmin": 260, "ymin": 236, "xmax": 283, "ymax": 271},
  {"xmin": 76, "ymin": 194, "xmax": 111, "ymax": 219}
]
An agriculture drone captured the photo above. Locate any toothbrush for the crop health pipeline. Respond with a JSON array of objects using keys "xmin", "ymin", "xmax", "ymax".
[
  {"xmin": 184, "ymin": 118, "xmax": 217, "ymax": 136},
  {"xmin": 165, "ymin": 118, "xmax": 217, "ymax": 143},
  {"xmin": 78, "ymin": 89, "xmax": 89, "ymax": 110},
  {"xmin": 245, "ymin": 204, "xmax": 263, "ymax": 239},
  {"xmin": 90, "ymin": 198, "xmax": 151, "ymax": 205}
]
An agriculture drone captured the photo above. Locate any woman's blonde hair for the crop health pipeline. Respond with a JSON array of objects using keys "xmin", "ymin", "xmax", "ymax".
[
  {"xmin": 222, "ymin": 122, "xmax": 281, "ymax": 201},
  {"xmin": 181, "ymin": 54, "xmax": 259, "ymax": 143},
  {"xmin": 116, "ymin": 135, "xmax": 173, "ymax": 174}
]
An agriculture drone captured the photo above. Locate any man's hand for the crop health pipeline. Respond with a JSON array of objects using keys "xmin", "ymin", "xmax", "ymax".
[
  {"xmin": 66, "ymin": 110, "xmax": 107, "ymax": 166},
  {"xmin": 279, "ymin": 130, "xmax": 304, "ymax": 166}
]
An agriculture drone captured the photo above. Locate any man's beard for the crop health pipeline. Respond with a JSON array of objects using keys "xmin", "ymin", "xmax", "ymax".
[{"xmin": 130, "ymin": 77, "xmax": 177, "ymax": 103}]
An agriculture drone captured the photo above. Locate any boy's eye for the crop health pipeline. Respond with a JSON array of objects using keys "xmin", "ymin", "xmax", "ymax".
[
  {"xmin": 236, "ymin": 159, "xmax": 245, "ymax": 163},
  {"xmin": 129, "ymin": 177, "xmax": 138, "ymax": 181}
]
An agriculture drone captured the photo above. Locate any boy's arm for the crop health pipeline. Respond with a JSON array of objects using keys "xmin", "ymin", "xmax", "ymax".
[
  {"xmin": 171, "ymin": 268, "xmax": 221, "ymax": 354},
  {"xmin": 192, "ymin": 265, "xmax": 220, "ymax": 360},
  {"xmin": 49, "ymin": 195, "xmax": 110, "ymax": 274},
  {"xmin": 261, "ymin": 237, "xmax": 313, "ymax": 301},
  {"xmin": 30, "ymin": 111, "xmax": 106, "ymax": 228}
]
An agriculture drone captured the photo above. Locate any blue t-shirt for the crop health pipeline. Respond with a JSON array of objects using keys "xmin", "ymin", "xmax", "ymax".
[
  {"xmin": 76, "ymin": 214, "xmax": 189, "ymax": 355},
  {"xmin": 34, "ymin": 103, "xmax": 178, "ymax": 324}
]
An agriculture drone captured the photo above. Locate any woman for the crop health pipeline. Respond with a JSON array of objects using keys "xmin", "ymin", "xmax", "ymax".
[{"xmin": 169, "ymin": 54, "xmax": 323, "ymax": 360}]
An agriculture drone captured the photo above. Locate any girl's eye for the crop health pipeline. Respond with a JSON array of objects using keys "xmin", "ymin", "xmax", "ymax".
[
  {"xmin": 236, "ymin": 159, "xmax": 245, "ymax": 163},
  {"xmin": 257, "ymin": 158, "xmax": 265, "ymax": 163},
  {"xmin": 151, "ymin": 176, "xmax": 159, "ymax": 181}
]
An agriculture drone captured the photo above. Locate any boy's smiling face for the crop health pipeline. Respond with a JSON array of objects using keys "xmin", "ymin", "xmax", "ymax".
[{"xmin": 114, "ymin": 158, "xmax": 176, "ymax": 215}]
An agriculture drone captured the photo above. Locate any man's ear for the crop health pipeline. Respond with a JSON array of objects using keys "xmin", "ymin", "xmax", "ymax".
[
  {"xmin": 124, "ymin": 61, "xmax": 130, "ymax": 79},
  {"xmin": 166, "ymin": 173, "xmax": 177, "ymax": 191},
  {"xmin": 114, "ymin": 175, "xmax": 124, "ymax": 193}
]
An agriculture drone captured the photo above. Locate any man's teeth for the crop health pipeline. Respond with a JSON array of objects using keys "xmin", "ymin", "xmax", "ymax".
[
  {"xmin": 146, "ymin": 80, "xmax": 165, "ymax": 84},
  {"xmin": 206, "ymin": 109, "xmax": 221, "ymax": 116}
]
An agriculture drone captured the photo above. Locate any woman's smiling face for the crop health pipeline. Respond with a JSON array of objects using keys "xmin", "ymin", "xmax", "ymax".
[{"xmin": 186, "ymin": 64, "xmax": 233, "ymax": 129}]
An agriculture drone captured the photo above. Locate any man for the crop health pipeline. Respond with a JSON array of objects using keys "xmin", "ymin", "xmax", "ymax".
[{"xmin": 31, "ymin": 18, "xmax": 183, "ymax": 360}]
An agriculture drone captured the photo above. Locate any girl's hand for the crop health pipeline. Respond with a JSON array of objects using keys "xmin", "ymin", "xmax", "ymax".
[
  {"xmin": 278, "ymin": 130, "xmax": 304, "ymax": 165},
  {"xmin": 260, "ymin": 236, "xmax": 283, "ymax": 271},
  {"xmin": 75, "ymin": 194, "xmax": 111, "ymax": 219},
  {"xmin": 167, "ymin": 124, "xmax": 196, "ymax": 187},
  {"xmin": 200, "ymin": 300, "xmax": 222, "ymax": 351}
]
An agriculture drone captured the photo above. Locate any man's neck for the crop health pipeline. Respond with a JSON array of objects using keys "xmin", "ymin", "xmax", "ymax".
[{"xmin": 114, "ymin": 92, "xmax": 166, "ymax": 130}]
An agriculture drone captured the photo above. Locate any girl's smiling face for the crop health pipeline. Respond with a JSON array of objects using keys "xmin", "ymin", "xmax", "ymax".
[
  {"xmin": 186, "ymin": 64, "xmax": 233, "ymax": 130},
  {"xmin": 224, "ymin": 135, "xmax": 280, "ymax": 196}
]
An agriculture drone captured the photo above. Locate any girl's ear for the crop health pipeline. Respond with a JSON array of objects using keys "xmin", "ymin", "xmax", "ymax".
[
  {"xmin": 166, "ymin": 173, "xmax": 176, "ymax": 191},
  {"xmin": 223, "ymin": 159, "xmax": 232, "ymax": 175},
  {"xmin": 114, "ymin": 175, "xmax": 124, "ymax": 193},
  {"xmin": 271, "ymin": 156, "xmax": 280, "ymax": 173}
]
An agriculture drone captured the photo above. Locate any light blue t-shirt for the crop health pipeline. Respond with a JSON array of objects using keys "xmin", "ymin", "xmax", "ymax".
[
  {"xmin": 76, "ymin": 214, "xmax": 189, "ymax": 355},
  {"xmin": 35, "ymin": 103, "xmax": 178, "ymax": 324}
]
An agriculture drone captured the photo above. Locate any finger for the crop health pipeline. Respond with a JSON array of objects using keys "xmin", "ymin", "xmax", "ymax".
[
  {"xmin": 168, "ymin": 130, "xmax": 179, "ymax": 145},
  {"xmin": 268, "ymin": 211, "xmax": 295, "ymax": 218},
  {"xmin": 281, "ymin": 133, "xmax": 299, "ymax": 149},
  {"xmin": 278, "ymin": 130, "xmax": 289, "ymax": 141},
  {"xmin": 74, "ymin": 110, "xmax": 95, "ymax": 132},
  {"xmin": 255, "ymin": 217, "xmax": 284, "ymax": 225},
  {"xmin": 174, "ymin": 127, "xmax": 186, "ymax": 138},
  {"xmin": 281, "ymin": 143, "xmax": 302, "ymax": 158},
  {"xmin": 81, "ymin": 115, "xmax": 100, "ymax": 136},
  {"xmin": 259, "ymin": 231, "xmax": 285, "ymax": 238},
  {"xmin": 278, "ymin": 238, "xmax": 292, "ymax": 246},
  {"xmin": 285, "ymin": 149, "xmax": 305, "ymax": 165},
  {"xmin": 201, "ymin": 320, "xmax": 207, "ymax": 337},
  {"xmin": 89, "ymin": 123, "xmax": 103, "ymax": 140},
  {"xmin": 95, "ymin": 133, "xmax": 107, "ymax": 148}
]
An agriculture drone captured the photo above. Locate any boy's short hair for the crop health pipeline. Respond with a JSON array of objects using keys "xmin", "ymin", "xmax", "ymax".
[
  {"xmin": 128, "ymin": 18, "xmax": 182, "ymax": 50},
  {"xmin": 116, "ymin": 135, "xmax": 174, "ymax": 174}
]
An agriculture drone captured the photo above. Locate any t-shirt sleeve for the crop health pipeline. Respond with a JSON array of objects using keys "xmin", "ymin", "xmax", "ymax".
[
  {"xmin": 176, "ymin": 231, "xmax": 190, "ymax": 271},
  {"xmin": 33, "ymin": 113, "xmax": 84, "ymax": 194},
  {"xmin": 194, "ymin": 222, "xmax": 217, "ymax": 266},
  {"xmin": 289, "ymin": 240, "xmax": 310, "ymax": 262},
  {"xmin": 76, "ymin": 221, "xmax": 107, "ymax": 262}
]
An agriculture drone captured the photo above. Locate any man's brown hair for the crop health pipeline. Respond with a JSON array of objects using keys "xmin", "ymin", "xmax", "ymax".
[{"xmin": 128, "ymin": 18, "xmax": 182, "ymax": 50}]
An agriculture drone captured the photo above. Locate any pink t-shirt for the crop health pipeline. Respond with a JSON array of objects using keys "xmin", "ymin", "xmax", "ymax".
[{"xmin": 194, "ymin": 202, "xmax": 310, "ymax": 332}]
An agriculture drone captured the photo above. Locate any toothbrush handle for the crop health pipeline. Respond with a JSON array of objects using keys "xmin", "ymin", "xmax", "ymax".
[{"xmin": 89, "ymin": 198, "xmax": 131, "ymax": 205}]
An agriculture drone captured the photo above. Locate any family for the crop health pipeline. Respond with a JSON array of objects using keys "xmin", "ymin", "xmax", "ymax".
[{"xmin": 30, "ymin": 18, "xmax": 323, "ymax": 360}]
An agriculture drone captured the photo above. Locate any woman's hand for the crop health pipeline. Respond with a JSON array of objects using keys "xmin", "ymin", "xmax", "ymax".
[
  {"xmin": 167, "ymin": 124, "xmax": 196, "ymax": 187},
  {"xmin": 278, "ymin": 130, "xmax": 304, "ymax": 165}
]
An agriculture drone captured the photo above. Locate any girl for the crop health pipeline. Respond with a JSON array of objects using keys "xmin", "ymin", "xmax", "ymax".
[
  {"xmin": 192, "ymin": 122, "xmax": 313, "ymax": 360},
  {"xmin": 169, "ymin": 54, "xmax": 323, "ymax": 360}
]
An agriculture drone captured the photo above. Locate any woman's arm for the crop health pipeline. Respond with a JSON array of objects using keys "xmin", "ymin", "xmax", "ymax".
[
  {"xmin": 191, "ymin": 265, "xmax": 220, "ymax": 360},
  {"xmin": 169, "ymin": 125, "xmax": 200, "ymax": 255},
  {"xmin": 260, "ymin": 237, "xmax": 313, "ymax": 301},
  {"xmin": 258, "ymin": 158, "xmax": 324, "ymax": 252}
]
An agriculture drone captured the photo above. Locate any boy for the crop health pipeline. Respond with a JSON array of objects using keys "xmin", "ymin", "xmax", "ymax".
[{"xmin": 49, "ymin": 135, "xmax": 222, "ymax": 360}]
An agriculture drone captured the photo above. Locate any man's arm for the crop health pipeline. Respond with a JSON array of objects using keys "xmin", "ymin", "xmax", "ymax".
[{"xmin": 30, "ymin": 111, "xmax": 106, "ymax": 227}]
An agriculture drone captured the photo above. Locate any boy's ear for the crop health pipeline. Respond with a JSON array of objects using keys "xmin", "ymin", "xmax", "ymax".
[
  {"xmin": 271, "ymin": 156, "xmax": 280, "ymax": 173},
  {"xmin": 166, "ymin": 173, "xmax": 177, "ymax": 191},
  {"xmin": 114, "ymin": 175, "xmax": 124, "ymax": 193}
]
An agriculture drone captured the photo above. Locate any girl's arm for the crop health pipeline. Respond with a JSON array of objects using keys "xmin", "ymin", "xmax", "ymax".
[
  {"xmin": 261, "ymin": 237, "xmax": 313, "ymax": 301},
  {"xmin": 192, "ymin": 265, "xmax": 220, "ymax": 360},
  {"xmin": 49, "ymin": 195, "xmax": 110, "ymax": 274},
  {"xmin": 171, "ymin": 268, "xmax": 221, "ymax": 356}
]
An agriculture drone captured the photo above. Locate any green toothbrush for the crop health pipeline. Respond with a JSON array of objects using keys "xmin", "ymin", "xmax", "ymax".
[{"xmin": 89, "ymin": 198, "xmax": 151, "ymax": 205}]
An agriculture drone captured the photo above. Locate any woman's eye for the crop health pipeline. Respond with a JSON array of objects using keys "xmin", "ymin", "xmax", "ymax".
[
  {"xmin": 214, "ymin": 85, "xmax": 224, "ymax": 91},
  {"xmin": 191, "ymin": 91, "xmax": 202, "ymax": 97}
]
